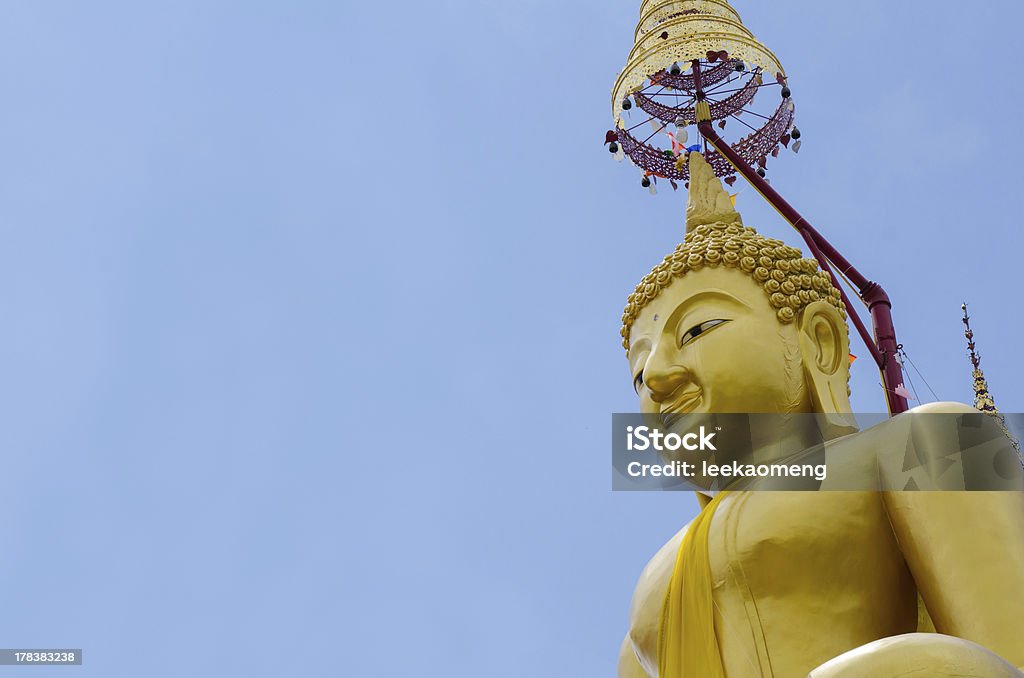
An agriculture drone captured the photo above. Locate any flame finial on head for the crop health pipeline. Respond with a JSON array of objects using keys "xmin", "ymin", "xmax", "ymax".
[{"xmin": 686, "ymin": 152, "xmax": 742, "ymax": 232}]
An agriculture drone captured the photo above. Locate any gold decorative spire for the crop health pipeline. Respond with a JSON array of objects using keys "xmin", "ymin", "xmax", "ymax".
[
  {"xmin": 962, "ymin": 303, "xmax": 999, "ymax": 413},
  {"xmin": 961, "ymin": 303, "xmax": 1021, "ymax": 456}
]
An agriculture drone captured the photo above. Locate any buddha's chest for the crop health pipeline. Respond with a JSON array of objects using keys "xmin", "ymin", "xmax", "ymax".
[
  {"xmin": 705, "ymin": 492, "xmax": 918, "ymax": 675},
  {"xmin": 709, "ymin": 492, "xmax": 906, "ymax": 581}
]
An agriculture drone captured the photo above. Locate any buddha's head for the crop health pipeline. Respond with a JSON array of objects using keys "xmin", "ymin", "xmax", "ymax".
[{"xmin": 622, "ymin": 153, "xmax": 853, "ymax": 423}]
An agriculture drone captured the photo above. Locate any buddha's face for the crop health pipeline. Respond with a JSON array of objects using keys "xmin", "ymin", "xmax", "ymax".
[{"xmin": 627, "ymin": 266, "xmax": 812, "ymax": 417}]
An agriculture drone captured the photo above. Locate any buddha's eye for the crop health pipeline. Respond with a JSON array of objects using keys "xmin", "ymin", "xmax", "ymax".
[
  {"xmin": 681, "ymin": 319, "xmax": 729, "ymax": 346},
  {"xmin": 633, "ymin": 370, "xmax": 644, "ymax": 394}
]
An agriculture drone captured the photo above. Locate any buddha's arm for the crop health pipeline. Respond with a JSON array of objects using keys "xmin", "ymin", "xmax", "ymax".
[
  {"xmin": 882, "ymin": 490, "xmax": 1024, "ymax": 668},
  {"xmin": 621, "ymin": 519, "xmax": 693, "ymax": 677}
]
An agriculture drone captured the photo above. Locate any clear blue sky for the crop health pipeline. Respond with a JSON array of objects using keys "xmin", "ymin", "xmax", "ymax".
[{"xmin": 0, "ymin": 1, "xmax": 1020, "ymax": 676}]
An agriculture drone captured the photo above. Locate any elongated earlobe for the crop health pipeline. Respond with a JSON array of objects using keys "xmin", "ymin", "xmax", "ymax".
[{"xmin": 799, "ymin": 301, "xmax": 856, "ymax": 432}]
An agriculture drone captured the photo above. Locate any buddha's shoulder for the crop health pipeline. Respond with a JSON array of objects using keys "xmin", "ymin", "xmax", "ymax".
[
  {"xmin": 820, "ymin": 401, "xmax": 968, "ymax": 449},
  {"xmin": 906, "ymin": 401, "xmax": 978, "ymax": 414},
  {"xmin": 837, "ymin": 401, "xmax": 976, "ymax": 444},
  {"xmin": 826, "ymin": 402, "xmax": 993, "ymax": 490}
]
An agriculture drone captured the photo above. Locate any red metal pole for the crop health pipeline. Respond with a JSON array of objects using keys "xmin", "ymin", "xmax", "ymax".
[{"xmin": 690, "ymin": 61, "xmax": 908, "ymax": 414}]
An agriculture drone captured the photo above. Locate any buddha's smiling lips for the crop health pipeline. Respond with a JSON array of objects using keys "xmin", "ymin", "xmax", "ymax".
[{"xmin": 660, "ymin": 391, "xmax": 703, "ymax": 428}]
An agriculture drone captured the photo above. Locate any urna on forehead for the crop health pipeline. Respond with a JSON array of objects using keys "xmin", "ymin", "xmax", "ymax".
[{"xmin": 619, "ymin": 153, "xmax": 846, "ymax": 351}]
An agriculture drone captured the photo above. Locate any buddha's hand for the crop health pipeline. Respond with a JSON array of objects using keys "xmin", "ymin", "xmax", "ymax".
[{"xmin": 808, "ymin": 633, "xmax": 1023, "ymax": 678}]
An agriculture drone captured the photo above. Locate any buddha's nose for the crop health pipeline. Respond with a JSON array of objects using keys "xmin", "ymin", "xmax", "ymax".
[{"xmin": 643, "ymin": 347, "xmax": 690, "ymax": 403}]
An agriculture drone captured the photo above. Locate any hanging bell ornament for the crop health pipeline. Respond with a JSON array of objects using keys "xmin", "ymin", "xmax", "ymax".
[
  {"xmin": 790, "ymin": 127, "xmax": 801, "ymax": 140},
  {"xmin": 757, "ymin": 168, "xmax": 766, "ymax": 178},
  {"xmin": 622, "ymin": 97, "xmax": 632, "ymax": 110},
  {"xmin": 641, "ymin": 176, "xmax": 651, "ymax": 188},
  {"xmin": 734, "ymin": 60, "xmax": 745, "ymax": 72},
  {"xmin": 669, "ymin": 63, "xmax": 681, "ymax": 76},
  {"xmin": 609, "ymin": 142, "xmax": 619, "ymax": 153},
  {"xmin": 792, "ymin": 140, "xmax": 802, "ymax": 153},
  {"xmin": 677, "ymin": 127, "xmax": 688, "ymax": 144},
  {"xmin": 781, "ymin": 86, "xmax": 791, "ymax": 99}
]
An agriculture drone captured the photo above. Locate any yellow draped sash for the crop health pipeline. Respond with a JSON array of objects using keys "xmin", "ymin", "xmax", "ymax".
[{"xmin": 657, "ymin": 492, "xmax": 729, "ymax": 678}]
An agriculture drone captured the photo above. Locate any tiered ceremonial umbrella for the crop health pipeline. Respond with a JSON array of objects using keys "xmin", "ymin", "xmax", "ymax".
[{"xmin": 606, "ymin": 0, "xmax": 910, "ymax": 414}]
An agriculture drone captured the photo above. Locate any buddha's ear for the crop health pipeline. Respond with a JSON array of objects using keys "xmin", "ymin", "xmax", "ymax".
[{"xmin": 798, "ymin": 300, "xmax": 857, "ymax": 431}]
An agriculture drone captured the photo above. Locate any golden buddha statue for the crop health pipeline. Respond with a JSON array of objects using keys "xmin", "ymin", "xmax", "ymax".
[{"xmin": 617, "ymin": 154, "xmax": 1024, "ymax": 677}]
